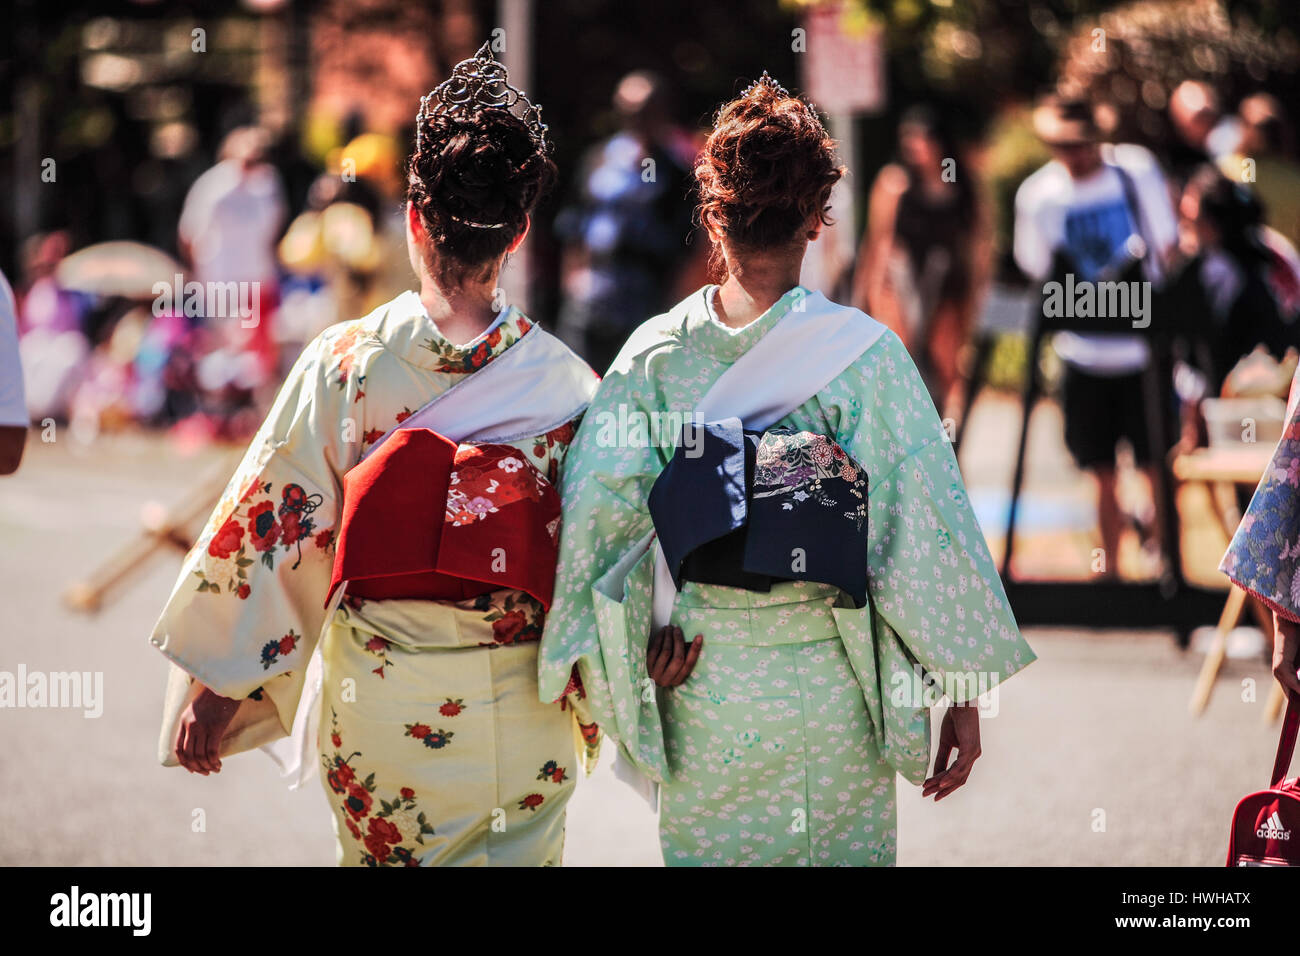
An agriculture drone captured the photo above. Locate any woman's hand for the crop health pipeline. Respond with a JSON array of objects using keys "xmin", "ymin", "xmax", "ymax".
[
  {"xmin": 175, "ymin": 685, "xmax": 241, "ymax": 775},
  {"xmin": 921, "ymin": 702, "xmax": 982, "ymax": 801},
  {"xmin": 1273, "ymin": 614, "xmax": 1300, "ymax": 697},
  {"xmin": 646, "ymin": 626, "xmax": 703, "ymax": 688}
]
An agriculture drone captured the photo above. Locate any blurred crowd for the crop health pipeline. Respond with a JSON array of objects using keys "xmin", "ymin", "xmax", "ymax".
[{"xmin": 2, "ymin": 69, "xmax": 1298, "ymax": 486}]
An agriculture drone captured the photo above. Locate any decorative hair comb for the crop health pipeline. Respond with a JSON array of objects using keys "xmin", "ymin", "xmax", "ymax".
[
  {"xmin": 415, "ymin": 42, "xmax": 551, "ymax": 156},
  {"xmin": 739, "ymin": 70, "xmax": 826, "ymax": 123},
  {"xmin": 741, "ymin": 71, "xmax": 792, "ymax": 99}
]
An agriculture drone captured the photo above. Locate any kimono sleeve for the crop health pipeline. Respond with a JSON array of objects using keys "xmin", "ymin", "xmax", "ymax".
[
  {"xmin": 537, "ymin": 365, "xmax": 668, "ymax": 775},
  {"xmin": 845, "ymin": 333, "xmax": 1035, "ymax": 705},
  {"xmin": 1220, "ymin": 372, "xmax": 1300, "ymax": 623},
  {"xmin": 149, "ymin": 328, "xmax": 351, "ymax": 751}
]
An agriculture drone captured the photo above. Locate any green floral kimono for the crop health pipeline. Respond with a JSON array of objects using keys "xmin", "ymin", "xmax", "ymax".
[{"xmin": 538, "ymin": 285, "xmax": 1035, "ymax": 866}]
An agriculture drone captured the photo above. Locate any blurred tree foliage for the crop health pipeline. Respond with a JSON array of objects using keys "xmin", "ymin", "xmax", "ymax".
[
  {"xmin": 784, "ymin": 0, "xmax": 1300, "ymax": 141},
  {"xmin": 1059, "ymin": 0, "xmax": 1300, "ymax": 151}
]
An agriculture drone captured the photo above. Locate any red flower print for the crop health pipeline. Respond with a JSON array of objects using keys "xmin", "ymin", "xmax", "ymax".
[
  {"xmin": 439, "ymin": 698, "xmax": 464, "ymax": 717},
  {"xmin": 534, "ymin": 443, "xmax": 546, "ymax": 457},
  {"xmin": 365, "ymin": 636, "xmax": 388, "ymax": 653},
  {"xmin": 362, "ymin": 428, "xmax": 385, "ymax": 445},
  {"xmin": 238, "ymin": 476, "xmax": 265, "ymax": 502},
  {"xmin": 208, "ymin": 517, "xmax": 244, "ymax": 559},
  {"xmin": 278, "ymin": 633, "xmax": 297, "ymax": 656},
  {"xmin": 407, "ymin": 723, "xmax": 431, "ymax": 740},
  {"xmin": 517, "ymin": 315, "xmax": 533, "ymax": 335},
  {"xmin": 326, "ymin": 760, "xmax": 356, "ymax": 793},
  {"xmin": 280, "ymin": 511, "xmax": 304, "ymax": 546},
  {"xmin": 315, "ymin": 529, "xmax": 334, "ymax": 550},
  {"xmin": 579, "ymin": 721, "xmax": 599, "ymax": 745},
  {"xmin": 331, "ymin": 326, "xmax": 361, "ymax": 356},
  {"xmin": 468, "ymin": 342, "xmax": 491, "ymax": 368},
  {"xmin": 485, "ymin": 327, "xmax": 503, "ymax": 348},
  {"xmin": 237, "ymin": 584, "xmax": 250, "ymax": 600},
  {"xmin": 331, "ymin": 732, "xmax": 342, "ymax": 748},
  {"xmin": 364, "ymin": 830, "xmax": 392, "ymax": 863},
  {"xmin": 538, "ymin": 760, "xmax": 567, "ymax": 784},
  {"xmin": 247, "ymin": 500, "xmax": 280, "ymax": 552},
  {"xmin": 400, "ymin": 787, "xmax": 415, "ymax": 800},
  {"xmin": 368, "ymin": 816, "xmax": 402, "ymax": 845},
  {"xmin": 344, "ymin": 782, "xmax": 372, "ymax": 821},
  {"xmin": 345, "ymin": 817, "xmax": 361, "ymax": 840},
  {"xmin": 546, "ymin": 421, "xmax": 576, "ymax": 446},
  {"xmin": 519, "ymin": 793, "xmax": 544, "ymax": 812},
  {"xmin": 395, "ymin": 407, "xmax": 412, "ymax": 424},
  {"xmin": 492, "ymin": 610, "xmax": 527, "ymax": 644},
  {"xmin": 281, "ymin": 484, "xmax": 307, "ymax": 511}
]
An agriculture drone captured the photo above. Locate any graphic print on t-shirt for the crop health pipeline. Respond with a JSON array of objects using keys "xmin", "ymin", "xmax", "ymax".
[{"xmin": 1062, "ymin": 197, "xmax": 1138, "ymax": 281}]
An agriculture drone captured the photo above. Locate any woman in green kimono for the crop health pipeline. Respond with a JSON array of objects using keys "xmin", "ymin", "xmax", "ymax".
[{"xmin": 539, "ymin": 75, "xmax": 1035, "ymax": 866}]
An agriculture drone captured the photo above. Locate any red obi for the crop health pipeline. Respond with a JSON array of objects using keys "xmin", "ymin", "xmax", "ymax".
[{"xmin": 327, "ymin": 428, "xmax": 562, "ymax": 609}]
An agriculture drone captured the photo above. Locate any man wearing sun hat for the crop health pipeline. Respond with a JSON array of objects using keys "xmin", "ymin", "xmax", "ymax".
[{"xmin": 1013, "ymin": 92, "xmax": 1179, "ymax": 578}]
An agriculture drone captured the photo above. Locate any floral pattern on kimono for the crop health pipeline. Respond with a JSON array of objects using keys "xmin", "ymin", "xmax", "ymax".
[
  {"xmin": 539, "ymin": 285, "xmax": 1035, "ymax": 791},
  {"xmin": 421, "ymin": 309, "xmax": 533, "ymax": 373},
  {"xmin": 1221, "ymin": 369, "xmax": 1300, "ymax": 623},
  {"xmin": 151, "ymin": 291, "xmax": 593, "ymax": 789},
  {"xmin": 322, "ymin": 708, "xmax": 438, "ymax": 866},
  {"xmin": 752, "ymin": 428, "xmax": 867, "ymax": 525},
  {"xmin": 446, "ymin": 446, "xmax": 554, "ymax": 528}
]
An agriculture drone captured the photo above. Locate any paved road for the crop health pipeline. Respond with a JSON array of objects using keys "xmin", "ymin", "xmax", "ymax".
[{"xmin": 0, "ymin": 416, "xmax": 1286, "ymax": 865}]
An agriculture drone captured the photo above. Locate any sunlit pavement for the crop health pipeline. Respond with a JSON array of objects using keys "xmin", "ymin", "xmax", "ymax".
[{"xmin": 0, "ymin": 396, "xmax": 1284, "ymax": 866}]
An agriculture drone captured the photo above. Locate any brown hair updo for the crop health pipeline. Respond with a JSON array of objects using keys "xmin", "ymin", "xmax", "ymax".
[
  {"xmin": 407, "ymin": 103, "xmax": 556, "ymax": 286},
  {"xmin": 694, "ymin": 76, "xmax": 844, "ymax": 251}
]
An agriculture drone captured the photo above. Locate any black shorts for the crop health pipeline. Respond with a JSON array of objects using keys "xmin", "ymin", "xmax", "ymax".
[{"xmin": 1061, "ymin": 365, "xmax": 1152, "ymax": 468}]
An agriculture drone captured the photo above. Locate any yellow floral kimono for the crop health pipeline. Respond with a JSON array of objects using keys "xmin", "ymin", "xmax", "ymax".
[{"xmin": 150, "ymin": 291, "xmax": 597, "ymax": 866}]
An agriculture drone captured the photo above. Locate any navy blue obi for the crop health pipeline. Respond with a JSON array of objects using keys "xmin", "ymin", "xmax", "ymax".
[{"xmin": 647, "ymin": 418, "xmax": 870, "ymax": 607}]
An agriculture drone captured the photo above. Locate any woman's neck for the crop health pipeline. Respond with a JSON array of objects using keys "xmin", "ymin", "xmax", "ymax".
[
  {"xmin": 418, "ymin": 276, "xmax": 501, "ymax": 345},
  {"xmin": 713, "ymin": 253, "xmax": 804, "ymax": 329}
]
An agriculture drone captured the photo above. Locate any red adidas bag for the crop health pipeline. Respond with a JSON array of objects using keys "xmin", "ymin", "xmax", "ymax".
[{"xmin": 1227, "ymin": 690, "xmax": 1300, "ymax": 866}]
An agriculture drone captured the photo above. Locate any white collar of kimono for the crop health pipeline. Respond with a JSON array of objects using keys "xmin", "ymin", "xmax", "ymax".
[
  {"xmin": 361, "ymin": 295, "xmax": 599, "ymax": 458},
  {"xmin": 691, "ymin": 284, "xmax": 887, "ymax": 432}
]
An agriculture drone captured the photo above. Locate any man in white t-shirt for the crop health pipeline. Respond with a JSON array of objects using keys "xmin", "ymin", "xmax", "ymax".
[
  {"xmin": 0, "ymin": 269, "xmax": 29, "ymax": 474},
  {"xmin": 1014, "ymin": 94, "xmax": 1178, "ymax": 577},
  {"xmin": 178, "ymin": 127, "xmax": 285, "ymax": 289},
  {"xmin": 179, "ymin": 127, "xmax": 286, "ymax": 387}
]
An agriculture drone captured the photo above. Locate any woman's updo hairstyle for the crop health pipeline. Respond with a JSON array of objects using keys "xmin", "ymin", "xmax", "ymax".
[
  {"xmin": 694, "ymin": 73, "xmax": 844, "ymax": 250},
  {"xmin": 407, "ymin": 45, "xmax": 556, "ymax": 286}
]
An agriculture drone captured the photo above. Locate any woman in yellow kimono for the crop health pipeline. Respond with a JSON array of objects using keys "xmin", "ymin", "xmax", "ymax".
[
  {"xmin": 539, "ymin": 75, "xmax": 1035, "ymax": 866},
  {"xmin": 150, "ymin": 45, "xmax": 599, "ymax": 866}
]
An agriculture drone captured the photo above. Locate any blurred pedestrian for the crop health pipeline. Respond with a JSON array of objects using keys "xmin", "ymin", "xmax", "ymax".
[
  {"xmin": 851, "ymin": 106, "xmax": 987, "ymax": 418},
  {"xmin": 1167, "ymin": 80, "xmax": 1239, "ymax": 188},
  {"xmin": 14, "ymin": 232, "xmax": 89, "ymax": 423},
  {"xmin": 0, "ymin": 269, "xmax": 28, "ymax": 474},
  {"xmin": 554, "ymin": 71, "xmax": 697, "ymax": 374},
  {"xmin": 1169, "ymin": 165, "xmax": 1293, "ymax": 401},
  {"xmin": 1014, "ymin": 94, "xmax": 1179, "ymax": 577},
  {"xmin": 178, "ymin": 126, "xmax": 287, "ymax": 393},
  {"xmin": 1219, "ymin": 93, "xmax": 1300, "ymax": 253}
]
